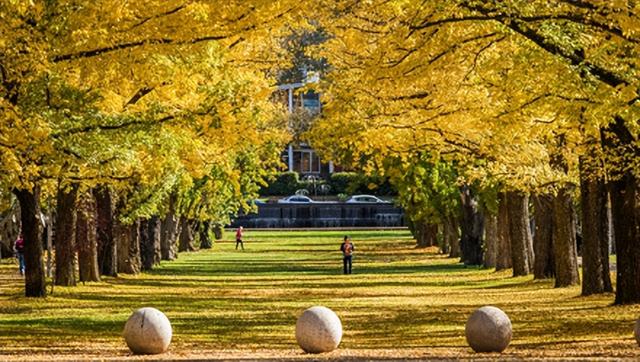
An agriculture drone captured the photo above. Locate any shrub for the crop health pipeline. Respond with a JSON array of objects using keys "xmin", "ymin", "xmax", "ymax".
[{"xmin": 261, "ymin": 172, "xmax": 305, "ymax": 196}]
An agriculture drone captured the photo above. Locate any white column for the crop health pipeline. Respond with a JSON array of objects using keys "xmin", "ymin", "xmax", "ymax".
[
  {"xmin": 288, "ymin": 144, "xmax": 294, "ymax": 171},
  {"xmin": 288, "ymin": 88, "xmax": 294, "ymax": 113},
  {"xmin": 329, "ymin": 161, "xmax": 334, "ymax": 174}
]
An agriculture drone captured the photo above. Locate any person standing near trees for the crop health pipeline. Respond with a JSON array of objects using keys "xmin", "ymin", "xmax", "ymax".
[
  {"xmin": 340, "ymin": 235, "xmax": 354, "ymax": 274},
  {"xmin": 235, "ymin": 226, "xmax": 245, "ymax": 251},
  {"xmin": 14, "ymin": 232, "xmax": 25, "ymax": 276}
]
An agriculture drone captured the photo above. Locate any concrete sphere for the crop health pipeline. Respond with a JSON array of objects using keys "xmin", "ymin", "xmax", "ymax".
[
  {"xmin": 123, "ymin": 307, "xmax": 172, "ymax": 354},
  {"xmin": 295, "ymin": 306, "xmax": 342, "ymax": 353},
  {"xmin": 635, "ymin": 318, "xmax": 640, "ymax": 347},
  {"xmin": 465, "ymin": 306, "xmax": 512, "ymax": 353}
]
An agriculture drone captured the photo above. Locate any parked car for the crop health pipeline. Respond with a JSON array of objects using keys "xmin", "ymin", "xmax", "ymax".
[
  {"xmin": 277, "ymin": 195, "xmax": 315, "ymax": 203},
  {"xmin": 345, "ymin": 195, "xmax": 390, "ymax": 203}
]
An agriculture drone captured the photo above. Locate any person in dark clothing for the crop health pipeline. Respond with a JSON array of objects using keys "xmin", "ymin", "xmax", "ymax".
[
  {"xmin": 340, "ymin": 235, "xmax": 354, "ymax": 274},
  {"xmin": 235, "ymin": 226, "xmax": 245, "ymax": 250}
]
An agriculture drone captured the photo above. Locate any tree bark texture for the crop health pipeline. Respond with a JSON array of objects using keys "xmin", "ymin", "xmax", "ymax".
[
  {"xmin": 178, "ymin": 216, "xmax": 196, "ymax": 252},
  {"xmin": 76, "ymin": 191, "xmax": 100, "ymax": 283},
  {"xmin": 532, "ymin": 194, "xmax": 555, "ymax": 279},
  {"xmin": 140, "ymin": 217, "xmax": 161, "ymax": 271},
  {"xmin": 495, "ymin": 193, "xmax": 512, "ymax": 271},
  {"xmin": 54, "ymin": 184, "xmax": 78, "ymax": 286},
  {"xmin": 460, "ymin": 187, "xmax": 484, "ymax": 266},
  {"xmin": 445, "ymin": 215, "xmax": 460, "ymax": 258},
  {"xmin": 483, "ymin": 213, "xmax": 497, "ymax": 269},
  {"xmin": 14, "ymin": 187, "xmax": 46, "ymax": 297},
  {"xmin": 199, "ymin": 221, "xmax": 213, "ymax": 249},
  {"xmin": 552, "ymin": 187, "xmax": 580, "ymax": 287},
  {"xmin": 506, "ymin": 191, "xmax": 532, "ymax": 276},
  {"xmin": 580, "ymin": 170, "xmax": 613, "ymax": 295},
  {"xmin": 95, "ymin": 187, "xmax": 117, "ymax": 277},
  {"xmin": 115, "ymin": 219, "xmax": 141, "ymax": 274},
  {"xmin": 160, "ymin": 194, "xmax": 180, "ymax": 260}
]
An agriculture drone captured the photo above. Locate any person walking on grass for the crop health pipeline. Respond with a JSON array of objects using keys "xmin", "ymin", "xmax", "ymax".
[
  {"xmin": 235, "ymin": 226, "xmax": 245, "ymax": 251},
  {"xmin": 14, "ymin": 232, "xmax": 25, "ymax": 276},
  {"xmin": 340, "ymin": 235, "xmax": 354, "ymax": 274}
]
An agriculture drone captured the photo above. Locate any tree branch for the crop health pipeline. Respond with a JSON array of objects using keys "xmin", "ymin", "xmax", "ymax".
[{"xmin": 52, "ymin": 35, "xmax": 228, "ymax": 62}]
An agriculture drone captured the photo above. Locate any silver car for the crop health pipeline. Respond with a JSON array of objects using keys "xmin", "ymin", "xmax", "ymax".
[
  {"xmin": 277, "ymin": 195, "xmax": 315, "ymax": 203},
  {"xmin": 345, "ymin": 195, "xmax": 390, "ymax": 203}
]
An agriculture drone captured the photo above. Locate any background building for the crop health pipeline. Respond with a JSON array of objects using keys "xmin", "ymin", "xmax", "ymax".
[{"xmin": 275, "ymin": 80, "xmax": 342, "ymax": 180}]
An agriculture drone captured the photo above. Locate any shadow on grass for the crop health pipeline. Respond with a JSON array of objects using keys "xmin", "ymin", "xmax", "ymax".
[{"xmin": 147, "ymin": 258, "xmax": 479, "ymax": 278}]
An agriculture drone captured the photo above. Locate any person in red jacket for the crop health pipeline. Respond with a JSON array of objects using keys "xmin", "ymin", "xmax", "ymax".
[
  {"xmin": 235, "ymin": 226, "xmax": 245, "ymax": 251},
  {"xmin": 14, "ymin": 233, "xmax": 25, "ymax": 276}
]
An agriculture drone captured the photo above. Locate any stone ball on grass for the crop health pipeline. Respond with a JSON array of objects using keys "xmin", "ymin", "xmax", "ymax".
[
  {"xmin": 123, "ymin": 307, "xmax": 172, "ymax": 354},
  {"xmin": 295, "ymin": 306, "xmax": 342, "ymax": 353},
  {"xmin": 635, "ymin": 318, "xmax": 640, "ymax": 347},
  {"xmin": 465, "ymin": 306, "xmax": 512, "ymax": 353}
]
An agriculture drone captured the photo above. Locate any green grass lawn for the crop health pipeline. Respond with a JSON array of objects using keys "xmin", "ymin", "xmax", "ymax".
[{"xmin": 0, "ymin": 229, "xmax": 638, "ymax": 360}]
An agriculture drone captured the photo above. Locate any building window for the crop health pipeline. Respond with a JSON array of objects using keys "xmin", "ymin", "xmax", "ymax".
[{"xmin": 293, "ymin": 149, "xmax": 321, "ymax": 174}]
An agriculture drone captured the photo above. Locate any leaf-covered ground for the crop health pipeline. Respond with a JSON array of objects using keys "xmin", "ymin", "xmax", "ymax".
[{"xmin": 0, "ymin": 230, "xmax": 638, "ymax": 360}]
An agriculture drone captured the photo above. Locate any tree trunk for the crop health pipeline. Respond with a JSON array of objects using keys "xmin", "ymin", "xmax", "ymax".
[
  {"xmin": 76, "ymin": 191, "xmax": 100, "ymax": 282},
  {"xmin": 445, "ymin": 215, "xmax": 460, "ymax": 258},
  {"xmin": 213, "ymin": 224, "xmax": 224, "ymax": 240},
  {"xmin": 495, "ymin": 193, "xmax": 512, "ymax": 271},
  {"xmin": 580, "ymin": 167, "xmax": 613, "ymax": 295},
  {"xmin": 460, "ymin": 186, "xmax": 483, "ymax": 265},
  {"xmin": 160, "ymin": 194, "xmax": 180, "ymax": 260},
  {"xmin": 140, "ymin": 216, "xmax": 161, "ymax": 271},
  {"xmin": 601, "ymin": 117, "xmax": 640, "ymax": 304},
  {"xmin": 483, "ymin": 213, "xmax": 497, "ymax": 268},
  {"xmin": 95, "ymin": 187, "xmax": 117, "ymax": 277},
  {"xmin": 610, "ymin": 174, "xmax": 640, "ymax": 304},
  {"xmin": 415, "ymin": 221, "xmax": 437, "ymax": 248},
  {"xmin": 532, "ymin": 194, "xmax": 555, "ymax": 279},
  {"xmin": 14, "ymin": 187, "xmax": 46, "ymax": 297},
  {"xmin": 151, "ymin": 216, "xmax": 162, "ymax": 265},
  {"xmin": 115, "ymin": 219, "xmax": 141, "ymax": 275},
  {"xmin": 200, "ymin": 221, "xmax": 213, "ymax": 249},
  {"xmin": 507, "ymin": 191, "xmax": 532, "ymax": 276},
  {"xmin": 552, "ymin": 187, "xmax": 580, "ymax": 287},
  {"xmin": 54, "ymin": 184, "xmax": 78, "ymax": 286},
  {"xmin": 178, "ymin": 216, "xmax": 196, "ymax": 252}
]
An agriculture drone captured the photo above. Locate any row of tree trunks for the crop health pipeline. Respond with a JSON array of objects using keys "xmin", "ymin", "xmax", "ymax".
[
  {"xmin": 414, "ymin": 221, "xmax": 437, "ymax": 248},
  {"xmin": 507, "ymin": 191, "xmax": 532, "ymax": 276},
  {"xmin": 12, "ymin": 183, "xmax": 194, "ymax": 297},
  {"xmin": 14, "ymin": 186, "xmax": 46, "ymax": 297},
  {"xmin": 580, "ymin": 168, "xmax": 613, "ymax": 295},
  {"xmin": 532, "ymin": 194, "xmax": 555, "ymax": 279},
  {"xmin": 460, "ymin": 186, "xmax": 483, "ymax": 265},
  {"xmin": 444, "ymin": 215, "xmax": 460, "ymax": 258},
  {"xmin": 495, "ymin": 193, "xmax": 512, "ymax": 271},
  {"xmin": 77, "ymin": 191, "xmax": 101, "ymax": 283},
  {"xmin": 96, "ymin": 187, "xmax": 117, "ymax": 277},
  {"xmin": 54, "ymin": 185, "xmax": 78, "ymax": 286}
]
